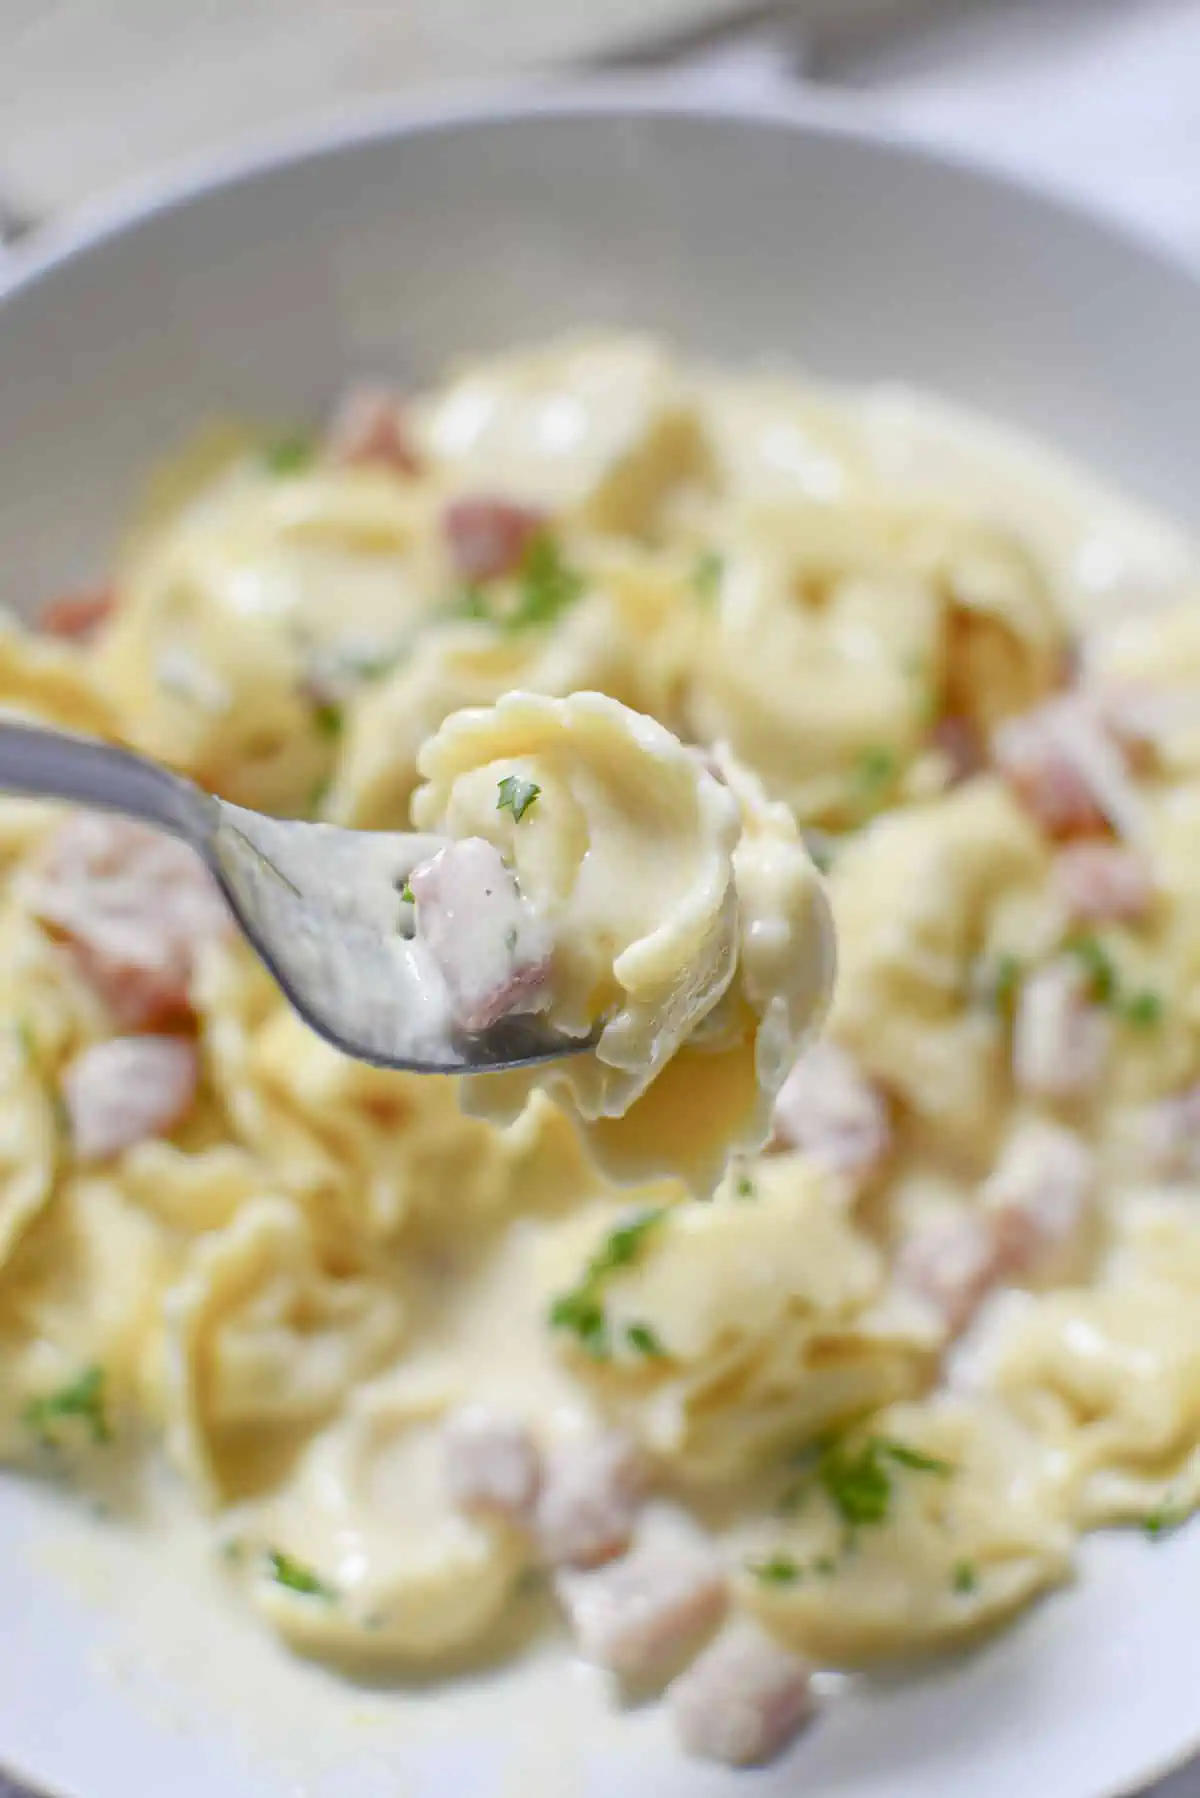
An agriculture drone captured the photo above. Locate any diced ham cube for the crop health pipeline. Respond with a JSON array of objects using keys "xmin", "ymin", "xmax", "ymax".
[
  {"xmin": 896, "ymin": 1212, "xmax": 1004, "ymax": 1338},
  {"xmin": 325, "ymin": 385, "xmax": 421, "ymax": 475},
  {"xmin": 771, "ymin": 1041, "xmax": 891, "ymax": 1194},
  {"xmin": 62, "ymin": 1035, "xmax": 199, "ymax": 1162},
  {"xmin": 1145, "ymin": 1084, "xmax": 1200, "ymax": 1182},
  {"xmin": 1052, "ymin": 841, "xmax": 1153, "ymax": 926},
  {"xmin": 534, "ymin": 1429, "xmax": 648, "ymax": 1570},
  {"xmin": 1096, "ymin": 683, "xmax": 1200, "ymax": 761},
  {"xmin": 555, "ymin": 1534, "xmax": 726, "ymax": 1683},
  {"xmin": 409, "ymin": 837, "xmax": 553, "ymax": 1033},
  {"xmin": 930, "ymin": 715, "xmax": 985, "ymax": 786},
  {"xmin": 441, "ymin": 496, "xmax": 547, "ymax": 584},
  {"xmin": 1013, "ymin": 959, "xmax": 1109, "ymax": 1102},
  {"xmin": 27, "ymin": 815, "xmax": 229, "ymax": 1028},
  {"xmin": 994, "ymin": 694, "xmax": 1141, "ymax": 840},
  {"xmin": 442, "ymin": 1406, "xmax": 541, "ymax": 1523},
  {"xmin": 37, "ymin": 585, "xmax": 116, "ymax": 642},
  {"xmin": 983, "ymin": 1118, "xmax": 1094, "ymax": 1281},
  {"xmin": 668, "ymin": 1622, "xmax": 816, "ymax": 1768}
]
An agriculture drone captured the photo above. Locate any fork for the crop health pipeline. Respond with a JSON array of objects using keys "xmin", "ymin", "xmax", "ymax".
[{"xmin": 0, "ymin": 718, "xmax": 596, "ymax": 1073}]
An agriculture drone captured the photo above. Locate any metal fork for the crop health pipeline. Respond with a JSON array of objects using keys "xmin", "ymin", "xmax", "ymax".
[{"xmin": 0, "ymin": 719, "xmax": 595, "ymax": 1074}]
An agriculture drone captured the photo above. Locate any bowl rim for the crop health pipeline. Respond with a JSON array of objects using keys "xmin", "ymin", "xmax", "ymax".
[{"xmin": 3, "ymin": 77, "xmax": 1200, "ymax": 314}]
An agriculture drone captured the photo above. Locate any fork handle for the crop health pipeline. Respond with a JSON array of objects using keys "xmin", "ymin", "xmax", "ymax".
[{"xmin": 0, "ymin": 719, "xmax": 218, "ymax": 847}]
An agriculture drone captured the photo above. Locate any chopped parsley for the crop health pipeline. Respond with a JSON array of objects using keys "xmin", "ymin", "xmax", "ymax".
[
  {"xmin": 790, "ymin": 1429, "xmax": 955, "ymax": 1535},
  {"xmin": 457, "ymin": 534, "xmax": 585, "ymax": 634},
  {"xmin": 877, "ymin": 1440, "xmax": 955, "ymax": 1477},
  {"xmin": 853, "ymin": 746, "xmax": 899, "ymax": 819},
  {"xmin": 952, "ymin": 1559, "xmax": 979, "ymax": 1594},
  {"xmin": 266, "ymin": 1549, "xmax": 338, "ymax": 1600},
  {"xmin": 624, "ymin": 1321, "xmax": 666, "ymax": 1358},
  {"xmin": 1144, "ymin": 1499, "xmax": 1191, "ymax": 1540},
  {"xmin": 548, "ymin": 1207, "xmax": 667, "ymax": 1360},
  {"xmin": 973, "ymin": 951, "xmax": 1023, "ymax": 1016},
  {"xmin": 399, "ymin": 880, "xmax": 415, "ymax": 904},
  {"xmin": 691, "ymin": 549, "xmax": 725, "ymax": 605},
  {"xmin": 497, "ymin": 775, "xmax": 541, "ymax": 823},
  {"xmin": 262, "ymin": 434, "xmax": 316, "ymax": 476},
  {"xmin": 514, "ymin": 534, "xmax": 585, "ymax": 630},
  {"xmin": 734, "ymin": 1174, "xmax": 756, "ymax": 1201},
  {"xmin": 747, "ymin": 1552, "xmax": 803, "ymax": 1587},
  {"xmin": 23, "ymin": 1364, "xmax": 111, "ymax": 1446},
  {"xmin": 1123, "ymin": 989, "xmax": 1163, "ymax": 1029},
  {"xmin": 1066, "ymin": 933, "xmax": 1118, "ymax": 1006},
  {"xmin": 311, "ymin": 701, "xmax": 344, "ymax": 740}
]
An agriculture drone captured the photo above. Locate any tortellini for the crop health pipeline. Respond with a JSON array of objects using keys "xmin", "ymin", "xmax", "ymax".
[
  {"xmin": 737, "ymin": 1398, "xmax": 1073, "ymax": 1661},
  {"xmin": 159, "ymin": 1197, "xmax": 402, "ymax": 1502},
  {"xmin": 411, "ymin": 691, "xmax": 832, "ymax": 1192},
  {"xmin": 543, "ymin": 1158, "xmax": 934, "ymax": 1479},
  {"xmin": 3, "ymin": 332, "xmax": 1200, "ymax": 1747},
  {"xmin": 230, "ymin": 1377, "xmax": 526, "ymax": 1660}
]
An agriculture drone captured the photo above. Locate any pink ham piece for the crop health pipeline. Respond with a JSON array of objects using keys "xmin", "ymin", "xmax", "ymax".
[
  {"xmin": 555, "ymin": 1533, "xmax": 726, "ymax": 1684},
  {"xmin": 1052, "ymin": 841, "xmax": 1153, "ymax": 926},
  {"xmin": 27, "ymin": 815, "xmax": 229, "ymax": 1028},
  {"xmin": 534, "ymin": 1429, "xmax": 648, "ymax": 1570},
  {"xmin": 771, "ymin": 1040, "xmax": 891, "ymax": 1195},
  {"xmin": 1145, "ymin": 1084, "xmax": 1200, "ymax": 1182},
  {"xmin": 668, "ymin": 1622, "xmax": 816, "ymax": 1768},
  {"xmin": 62, "ymin": 1035, "xmax": 199, "ymax": 1163},
  {"xmin": 408, "ymin": 837, "xmax": 553, "ymax": 1033},
  {"xmin": 900, "ymin": 1120, "xmax": 1094, "ymax": 1336},
  {"xmin": 325, "ymin": 385, "xmax": 421, "ymax": 475},
  {"xmin": 37, "ymin": 585, "xmax": 116, "ymax": 642},
  {"xmin": 1012, "ymin": 958, "xmax": 1110, "ymax": 1103},
  {"xmin": 994, "ymin": 693, "xmax": 1141, "ymax": 841},
  {"xmin": 441, "ymin": 1406, "xmax": 541, "ymax": 1524},
  {"xmin": 983, "ymin": 1118, "xmax": 1094, "ymax": 1283},
  {"xmin": 930, "ymin": 715, "xmax": 985, "ymax": 786},
  {"xmin": 896, "ymin": 1212, "xmax": 1005, "ymax": 1339},
  {"xmin": 442, "ymin": 496, "xmax": 547, "ymax": 584}
]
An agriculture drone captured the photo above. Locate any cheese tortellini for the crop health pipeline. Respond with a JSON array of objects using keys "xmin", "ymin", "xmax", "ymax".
[
  {"xmin": 3, "ymin": 333, "xmax": 1200, "ymax": 1772},
  {"xmin": 410, "ymin": 690, "xmax": 832, "ymax": 1191}
]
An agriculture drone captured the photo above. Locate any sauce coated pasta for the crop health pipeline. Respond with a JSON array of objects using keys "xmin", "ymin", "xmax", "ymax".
[{"xmin": 2, "ymin": 333, "xmax": 1200, "ymax": 1773}]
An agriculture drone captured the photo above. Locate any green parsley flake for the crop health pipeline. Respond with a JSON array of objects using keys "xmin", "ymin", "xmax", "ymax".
[
  {"xmin": 857, "ymin": 745, "xmax": 898, "ymax": 792},
  {"xmin": 691, "ymin": 550, "xmax": 725, "ymax": 605},
  {"xmin": 625, "ymin": 1321, "xmax": 666, "ymax": 1358},
  {"xmin": 734, "ymin": 1175, "xmax": 756, "ymax": 1200},
  {"xmin": 497, "ymin": 775, "xmax": 541, "ymax": 823},
  {"xmin": 311, "ymin": 701, "xmax": 344, "ymax": 741},
  {"xmin": 548, "ymin": 1207, "xmax": 667, "ymax": 1360},
  {"xmin": 1123, "ymin": 990, "xmax": 1163, "ymax": 1028},
  {"xmin": 23, "ymin": 1365, "xmax": 111, "ymax": 1446},
  {"xmin": 262, "ymin": 434, "xmax": 316, "ymax": 476},
  {"xmin": 399, "ymin": 881, "xmax": 415, "ymax": 904},
  {"xmin": 747, "ymin": 1553, "xmax": 803, "ymax": 1587},
  {"xmin": 1144, "ymin": 1499, "xmax": 1191, "ymax": 1540},
  {"xmin": 808, "ymin": 1431, "xmax": 954, "ymax": 1533},
  {"xmin": 1066, "ymin": 934, "xmax": 1118, "ymax": 1006},
  {"xmin": 514, "ymin": 534, "xmax": 585, "ymax": 630},
  {"xmin": 952, "ymin": 1559, "xmax": 978, "ymax": 1594},
  {"xmin": 974, "ymin": 951, "xmax": 1023, "ymax": 1015},
  {"xmin": 877, "ymin": 1440, "xmax": 955, "ymax": 1477},
  {"xmin": 266, "ymin": 1549, "xmax": 338, "ymax": 1600}
]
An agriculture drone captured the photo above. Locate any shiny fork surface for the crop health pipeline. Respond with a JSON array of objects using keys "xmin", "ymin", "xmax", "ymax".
[{"xmin": 0, "ymin": 719, "xmax": 595, "ymax": 1074}]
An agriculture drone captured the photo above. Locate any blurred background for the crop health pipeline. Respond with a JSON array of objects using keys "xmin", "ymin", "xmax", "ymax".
[{"xmin": 3, "ymin": 0, "xmax": 1200, "ymax": 255}]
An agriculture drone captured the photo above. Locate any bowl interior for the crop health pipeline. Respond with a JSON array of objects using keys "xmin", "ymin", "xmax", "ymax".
[{"xmin": 0, "ymin": 96, "xmax": 1197, "ymax": 613}]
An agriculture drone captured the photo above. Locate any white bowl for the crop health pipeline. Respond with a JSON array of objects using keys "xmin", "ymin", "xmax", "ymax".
[{"xmin": 2, "ymin": 86, "xmax": 1199, "ymax": 1798}]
